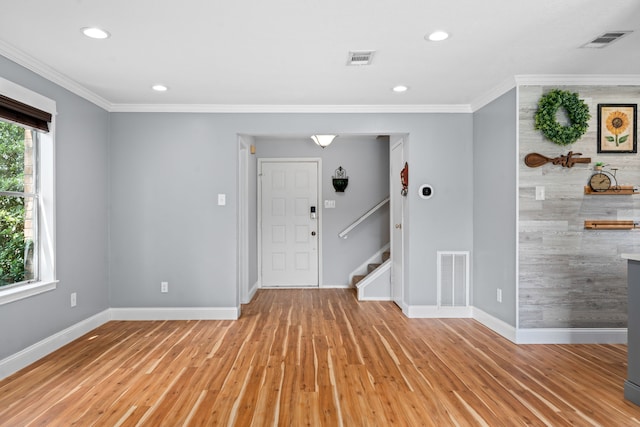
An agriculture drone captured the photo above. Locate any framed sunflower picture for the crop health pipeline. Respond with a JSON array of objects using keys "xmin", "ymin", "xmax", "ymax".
[{"xmin": 597, "ymin": 104, "xmax": 637, "ymax": 153}]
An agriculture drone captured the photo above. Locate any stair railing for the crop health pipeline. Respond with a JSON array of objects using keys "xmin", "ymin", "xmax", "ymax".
[{"xmin": 338, "ymin": 197, "xmax": 390, "ymax": 239}]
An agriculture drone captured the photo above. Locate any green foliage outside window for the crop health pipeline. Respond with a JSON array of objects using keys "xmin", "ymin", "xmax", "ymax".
[{"xmin": 0, "ymin": 121, "xmax": 31, "ymax": 286}]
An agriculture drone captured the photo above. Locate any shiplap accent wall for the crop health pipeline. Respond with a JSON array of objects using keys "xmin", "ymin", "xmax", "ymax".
[{"xmin": 519, "ymin": 85, "xmax": 640, "ymax": 328}]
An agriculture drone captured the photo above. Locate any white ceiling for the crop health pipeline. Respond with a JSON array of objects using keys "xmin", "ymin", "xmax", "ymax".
[{"xmin": 0, "ymin": 0, "xmax": 639, "ymax": 110}]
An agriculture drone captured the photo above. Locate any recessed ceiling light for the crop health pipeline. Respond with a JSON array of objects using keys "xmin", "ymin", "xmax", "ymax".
[
  {"xmin": 427, "ymin": 31, "xmax": 449, "ymax": 42},
  {"xmin": 392, "ymin": 85, "xmax": 408, "ymax": 93},
  {"xmin": 81, "ymin": 27, "xmax": 110, "ymax": 39},
  {"xmin": 152, "ymin": 85, "xmax": 168, "ymax": 92}
]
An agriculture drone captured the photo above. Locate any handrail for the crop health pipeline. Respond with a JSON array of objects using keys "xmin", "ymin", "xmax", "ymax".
[{"xmin": 338, "ymin": 197, "xmax": 389, "ymax": 239}]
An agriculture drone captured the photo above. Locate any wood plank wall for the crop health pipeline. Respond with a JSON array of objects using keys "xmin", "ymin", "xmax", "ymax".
[{"xmin": 519, "ymin": 85, "xmax": 640, "ymax": 328}]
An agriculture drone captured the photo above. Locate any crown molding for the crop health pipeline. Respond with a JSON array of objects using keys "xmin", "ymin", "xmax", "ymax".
[
  {"xmin": 515, "ymin": 74, "xmax": 640, "ymax": 86},
  {"xmin": 2, "ymin": 42, "xmax": 637, "ymax": 115},
  {"xmin": 0, "ymin": 41, "xmax": 111, "ymax": 111},
  {"xmin": 108, "ymin": 103, "xmax": 473, "ymax": 114},
  {"xmin": 469, "ymin": 77, "xmax": 517, "ymax": 111}
]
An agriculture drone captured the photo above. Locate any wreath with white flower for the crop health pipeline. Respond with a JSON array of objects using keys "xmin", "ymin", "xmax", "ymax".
[{"xmin": 534, "ymin": 89, "xmax": 591, "ymax": 146}]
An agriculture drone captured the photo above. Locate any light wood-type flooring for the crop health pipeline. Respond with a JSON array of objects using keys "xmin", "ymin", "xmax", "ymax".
[{"xmin": 1, "ymin": 289, "xmax": 640, "ymax": 426}]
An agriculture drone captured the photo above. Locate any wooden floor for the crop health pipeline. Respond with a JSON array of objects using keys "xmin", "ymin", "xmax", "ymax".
[{"xmin": 1, "ymin": 289, "xmax": 640, "ymax": 426}]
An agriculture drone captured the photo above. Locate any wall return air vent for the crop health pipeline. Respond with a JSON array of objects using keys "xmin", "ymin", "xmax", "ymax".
[
  {"xmin": 581, "ymin": 31, "xmax": 632, "ymax": 48},
  {"xmin": 347, "ymin": 51, "xmax": 375, "ymax": 66}
]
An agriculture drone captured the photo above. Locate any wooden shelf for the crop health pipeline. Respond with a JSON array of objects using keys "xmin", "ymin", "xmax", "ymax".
[
  {"xmin": 584, "ymin": 220, "xmax": 638, "ymax": 230},
  {"xmin": 584, "ymin": 185, "xmax": 637, "ymax": 195}
]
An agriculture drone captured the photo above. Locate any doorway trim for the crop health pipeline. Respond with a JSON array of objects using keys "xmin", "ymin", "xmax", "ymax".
[
  {"xmin": 257, "ymin": 157, "xmax": 323, "ymax": 288},
  {"xmin": 390, "ymin": 136, "xmax": 406, "ymax": 310},
  {"xmin": 237, "ymin": 135, "xmax": 251, "ymax": 305}
]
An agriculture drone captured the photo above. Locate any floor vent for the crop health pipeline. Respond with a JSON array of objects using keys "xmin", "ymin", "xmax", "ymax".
[
  {"xmin": 437, "ymin": 251, "xmax": 469, "ymax": 307},
  {"xmin": 581, "ymin": 31, "xmax": 631, "ymax": 48},
  {"xmin": 347, "ymin": 50, "xmax": 375, "ymax": 66}
]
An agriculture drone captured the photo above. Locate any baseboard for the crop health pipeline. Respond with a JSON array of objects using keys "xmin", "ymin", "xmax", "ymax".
[
  {"xmin": 244, "ymin": 281, "xmax": 259, "ymax": 304},
  {"xmin": 405, "ymin": 305, "xmax": 473, "ymax": 318},
  {"xmin": 407, "ymin": 306, "xmax": 627, "ymax": 344},
  {"xmin": 472, "ymin": 307, "xmax": 517, "ymax": 343},
  {"xmin": 359, "ymin": 296, "xmax": 393, "ymax": 301},
  {"xmin": 515, "ymin": 327, "xmax": 627, "ymax": 344},
  {"xmin": 0, "ymin": 309, "xmax": 111, "ymax": 381},
  {"xmin": 109, "ymin": 307, "xmax": 239, "ymax": 321}
]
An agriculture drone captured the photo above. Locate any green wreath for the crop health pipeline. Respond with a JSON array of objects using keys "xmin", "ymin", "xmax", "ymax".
[{"xmin": 534, "ymin": 89, "xmax": 591, "ymax": 146}]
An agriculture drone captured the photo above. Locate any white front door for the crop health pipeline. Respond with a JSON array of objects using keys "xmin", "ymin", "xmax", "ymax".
[
  {"xmin": 390, "ymin": 138, "xmax": 404, "ymax": 307},
  {"xmin": 260, "ymin": 160, "xmax": 319, "ymax": 287}
]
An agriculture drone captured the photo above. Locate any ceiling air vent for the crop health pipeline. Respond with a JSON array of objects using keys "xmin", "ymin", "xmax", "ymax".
[
  {"xmin": 581, "ymin": 31, "xmax": 632, "ymax": 48},
  {"xmin": 347, "ymin": 50, "xmax": 375, "ymax": 66}
]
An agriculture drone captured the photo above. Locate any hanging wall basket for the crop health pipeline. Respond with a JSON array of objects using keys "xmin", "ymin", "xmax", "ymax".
[{"xmin": 332, "ymin": 166, "xmax": 349, "ymax": 192}]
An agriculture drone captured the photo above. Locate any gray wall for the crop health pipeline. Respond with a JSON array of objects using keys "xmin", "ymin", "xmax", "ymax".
[
  {"xmin": 0, "ymin": 57, "xmax": 110, "ymax": 359},
  {"xmin": 519, "ymin": 85, "xmax": 640, "ymax": 328},
  {"xmin": 255, "ymin": 135, "xmax": 390, "ymax": 286},
  {"xmin": 473, "ymin": 89, "xmax": 517, "ymax": 326},
  {"xmin": 108, "ymin": 113, "xmax": 474, "ymax": 309}
]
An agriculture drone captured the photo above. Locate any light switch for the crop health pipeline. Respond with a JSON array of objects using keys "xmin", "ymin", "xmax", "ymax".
[
  {"xmin": 324, "ymin": 200, "xmax": 336, "ymax": 209},
  {"xmin": 535, "ymin": 186, "xmax": 545, "ymax": 201},
  {"xmin": 218, "ymin": 194, "xmax": 226, "ymax": 206}
]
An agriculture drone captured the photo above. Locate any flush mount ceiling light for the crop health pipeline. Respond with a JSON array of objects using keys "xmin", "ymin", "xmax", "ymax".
[
  {"xmin": 152, "ymin": 84, "xmax": 168, "ymax": 92},
  {"xmin": 81, "ymin": 27, "xmax": 110, "ymax": 39},
  {"xmin": 311, "ymin": 135, "xmax": 337, "ymax": 148},
  {"xmin": 426, "ymin": 31, "xmax": 449, "ymax": 41},
  {"xmin": 392, "ymin": 85, "xmax": 408, "ymax": 93}
]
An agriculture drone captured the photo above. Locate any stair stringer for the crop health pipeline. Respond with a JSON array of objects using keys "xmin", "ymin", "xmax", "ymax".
[
  {"xmin": 357, "ymin": 260, "xmax": 392, "ymax": 301},
  {"xmin": 348, "ymin": 243, "xmax": 390, "ymax": 285}
]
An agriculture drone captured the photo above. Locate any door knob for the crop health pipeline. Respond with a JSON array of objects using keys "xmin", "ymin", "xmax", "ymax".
[
  {"xmin": 395, "ymin": 224, "xmax": 402, "ymax": 229},
  {"xmin": 311, "ymin": 231, "xmax": 316, "ymax": 236}
]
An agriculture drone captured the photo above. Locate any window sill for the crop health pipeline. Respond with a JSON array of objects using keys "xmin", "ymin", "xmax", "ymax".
[{"xmin": 0, "ymin": 280, "xmax": 58, "ymax": 306}]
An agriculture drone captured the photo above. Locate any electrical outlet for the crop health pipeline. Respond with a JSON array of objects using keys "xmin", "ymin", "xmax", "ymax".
[
  {"xmin": 70, "ymin": 292, "xmax": 77, "ymax": 307},
  {"xmin": 161, "ymin": 281, "xmax": 168, "ymax": 293},
  {"xmin": 496, "ymin": 288, "xmax": 502, "ymax": 303}
]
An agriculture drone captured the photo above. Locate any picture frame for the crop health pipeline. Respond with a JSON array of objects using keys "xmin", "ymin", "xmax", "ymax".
[{"xmin": 597, "ymin": 103, "xmax": 637, "ymax": 153}]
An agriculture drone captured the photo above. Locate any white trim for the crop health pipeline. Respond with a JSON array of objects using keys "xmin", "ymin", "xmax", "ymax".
[
  {"xmin": 110, "ymin": 307, "xmax": 239, "ymax": 321},
  {"xmin": 247, "ymin": 281, "xmax": 259, "ymax": 302},
  {"xmin": 2, "ymin": 43, "xmax": 639, "ymax": 115},
  {"xmin": 109, "ymin": 104, "xmax": 473, "ymax": 114},
  {"xmin": 0, "ymin": 77, "xmax": 57, "ymax": 305},
  {"xmin": 472, "ymin": 308, "xmax": 627, "ymax": 345},
  {"xmin": 0, "ymin": 76, "xmax": 57, "ymax": 115},
  {"xmin": 405, "ymin": 305, "xmax": 473, "ymax": 318},
  {"xmin": 0, "ymin": 42, "xmax": 110, "ymax": 111},
  {"xmin": 0, "ymin": 280, "xmax": 58, "ymax": 306},
  {"xmin": 237, "ymin": 136, "xmax": 251, "ymax": 304},
  {"xmin": 515, "ymin": 86, "xmax": 521, "ymax": 330},
  {"xmin": 472, "ymin": 307, "xmax": 517, "ymax": 343},
  {"xmin": 359, "ymin": 295, "xmax": 392, "ymax": 301},
  {"xmin": 356, "ymin": 260, "xmax": 391, "ymax": 301},
  {"xmin": 0, "ymin": 309, "xmax": 110, "ymax": 380},
  {"xmin": 515, "ymin": 328, "xmax": 627, "ymax": 344},
  {"xmin": 469, "ymin": 77, "xmax": 517, "ymax": 112},
  {"xmin": 515, "ymin": 74, "xmax": 640, "ymax": 87}
]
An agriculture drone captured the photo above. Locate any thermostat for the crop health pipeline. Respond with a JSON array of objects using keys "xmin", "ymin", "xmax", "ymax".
[{"xmin": 418, "ymin": 184, "xmax": 434, "ymax": 199}]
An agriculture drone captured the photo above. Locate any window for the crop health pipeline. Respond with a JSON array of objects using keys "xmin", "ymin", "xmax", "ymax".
[
  {"xmin": 0, "ymin": 77, "xmax": 56, "ymax": 305},
  {"xmin": 0, "ymin": 122, "xmax": 39, "ymax": 287}
]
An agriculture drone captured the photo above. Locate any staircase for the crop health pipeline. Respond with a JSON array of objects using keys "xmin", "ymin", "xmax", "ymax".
[
  {"xmin": 339, "ymin": 198, "xmax": 392, "ymax": 301},
  {"xmin": 350, "ymin": 247, "xmax": 392, "ymax": 301}
]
